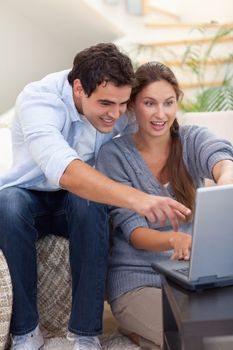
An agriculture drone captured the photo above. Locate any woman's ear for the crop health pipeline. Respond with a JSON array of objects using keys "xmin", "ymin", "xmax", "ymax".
[{"xmin": 128, "ymin": 101, "xmax": 135, "ymax": 112}]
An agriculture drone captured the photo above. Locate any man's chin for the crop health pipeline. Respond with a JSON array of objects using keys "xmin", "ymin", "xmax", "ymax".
[{"xmin": 96, "ymin": 125, "xmax": 115, "ymax": 134}]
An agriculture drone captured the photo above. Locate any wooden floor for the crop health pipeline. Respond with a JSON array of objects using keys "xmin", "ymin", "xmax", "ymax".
[{"xmin": 103, "ymin": 302, "xmax": 119, "ymax": 336}]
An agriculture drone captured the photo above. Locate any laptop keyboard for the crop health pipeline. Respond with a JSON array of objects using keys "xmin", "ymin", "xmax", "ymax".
[{"xmin": 175, "ymin": 267, "xmax": 189, "ymax": 276}]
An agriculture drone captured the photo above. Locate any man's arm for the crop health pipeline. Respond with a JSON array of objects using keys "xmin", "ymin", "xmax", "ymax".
[
  {"xmin": 212, "ymin": 159, "xmax": 233, "ymax": 185},
  {"xmin": 60, "ymin": 159, "xmax": 191, "ymax": 230}
]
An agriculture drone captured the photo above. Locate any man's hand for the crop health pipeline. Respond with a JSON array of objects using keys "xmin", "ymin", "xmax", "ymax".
[
  {"xmin": 133, "ymin": 194, "xmax": 191, "ymax": 232},
  {"xmin": 169, "ymin": 232, "xmax": 192, "ymax": 260},
  {"xmin": 60, "ymin": 160, "xmax": 191, "ymax": 231}
]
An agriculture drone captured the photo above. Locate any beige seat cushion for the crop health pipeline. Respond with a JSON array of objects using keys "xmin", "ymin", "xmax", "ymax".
[
  {"xmin": 37, "ymin": 235, "xmax": 72, "ymax": 338},
  {"xmin": 0, "ymin": 235, "xmax": 72, "ymax": 349}
]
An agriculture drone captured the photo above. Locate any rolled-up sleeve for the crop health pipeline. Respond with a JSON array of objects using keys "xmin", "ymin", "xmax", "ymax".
[
  {"xmin": 16, "ymin": 92, "xmax": 80, "ymax": 187},
  {"xmin": 181, "ymin": 125, "xmax": 233, "ymax": 181},
  {"xmin": 96, "ymin": 141, "xmax": 148, "ymax": 242}
]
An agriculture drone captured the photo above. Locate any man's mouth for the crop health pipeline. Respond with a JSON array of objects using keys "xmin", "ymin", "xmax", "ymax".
[{"xmin": 100, "ymin": 117, "xmax": 116, "ymax": 127}]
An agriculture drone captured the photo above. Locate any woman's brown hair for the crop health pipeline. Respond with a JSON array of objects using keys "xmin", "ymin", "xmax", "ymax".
[{"xmin": 131, "ymin": 62, "xmax": 195, "ymax": 213}]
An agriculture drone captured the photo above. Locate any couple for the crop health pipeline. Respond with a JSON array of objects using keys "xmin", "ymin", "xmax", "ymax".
[{"xmin": 0, "ymin": 42, "xmax": 232, "ymax": 350}]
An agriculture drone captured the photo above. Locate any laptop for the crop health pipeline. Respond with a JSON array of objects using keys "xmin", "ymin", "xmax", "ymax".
[{"xmin": 152, "ymin": 184, "xmax": 233, "ymax": 290}]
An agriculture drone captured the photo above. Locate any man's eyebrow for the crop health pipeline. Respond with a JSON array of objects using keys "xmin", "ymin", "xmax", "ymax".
[
  {"xmin": 121, "ymin": 99, "xmax": 130, "ymax": 105},
  {"xmin": 98, "ymin": 99, "xmax": 129, "ymax": 104},
  {"xmin": 98, "ymin": 99, "xmax": 114, "ymax": 104}
]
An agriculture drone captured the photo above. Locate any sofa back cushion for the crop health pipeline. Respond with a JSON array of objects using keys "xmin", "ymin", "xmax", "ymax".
[{"xmin": 179, "ymin": 111, "xmax": 233, "ymax": 144}]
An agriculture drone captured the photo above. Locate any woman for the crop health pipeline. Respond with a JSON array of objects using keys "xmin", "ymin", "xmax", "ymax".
[{"xmin": 96, "ymin": 62, "xmax": 233, "ymax": 349}]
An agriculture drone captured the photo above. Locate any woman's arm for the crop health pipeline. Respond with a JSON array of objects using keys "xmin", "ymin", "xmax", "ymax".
[
  {"xmin": 130, "ymin": 227, "xmax": 192, "ymax": 260},
  {"xmin": 181, "ymin": 125, "xmax": 233, "ymax": 183},
  {"xmin": 212, "ymin": 159, "xmax": 233, "ymax": 185}
]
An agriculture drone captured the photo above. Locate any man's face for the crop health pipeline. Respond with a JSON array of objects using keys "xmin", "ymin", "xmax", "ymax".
[{"xmin": 73, "ymin": 80, "xmax": 132, "ymax": 133}]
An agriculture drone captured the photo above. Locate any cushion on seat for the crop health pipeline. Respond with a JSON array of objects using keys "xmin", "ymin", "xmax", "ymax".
[
  {"xmin": 37, "ymin": 235, "xmax": 72, "ymax": 338},
  {"xmin": 0, "ymin": 235, "xmax": 72, "ymax": 349}
]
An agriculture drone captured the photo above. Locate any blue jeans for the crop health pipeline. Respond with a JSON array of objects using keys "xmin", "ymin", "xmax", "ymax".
[{"xmin": 0, "ymin": 187, "xmax": 109, "ymax": 336}]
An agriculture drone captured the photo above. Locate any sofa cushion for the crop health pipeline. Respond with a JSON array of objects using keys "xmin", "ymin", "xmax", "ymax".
[
  {"xmin": 0, "ymin": 128, "xmax": 12, "ymax": 175},
  {"xmin": 179, "ymin": 111, "xmax": 233, "ymax": 187},
  {"xmin": 0, "ymin": 235, "xmax": 72, "ymax": 349},
  {"xmin": 37, "ymin": 235, "xmax": 71, "ymax": 338},
  {"xmin": 179, "ymin": 111, "xmax": 233, "ymax": 144}
]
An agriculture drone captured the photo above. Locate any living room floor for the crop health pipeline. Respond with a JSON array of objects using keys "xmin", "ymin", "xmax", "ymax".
[
  {"xmin": 45, "ymin": 303, "xmax": 141, "ymax": 350},
  {"xmin": 44, "ymin": 333, "xmax": 140, "ymax": 349},
  {"xmin": 44, "ymin": 303, "xmax": 140, "ymax": 349}
]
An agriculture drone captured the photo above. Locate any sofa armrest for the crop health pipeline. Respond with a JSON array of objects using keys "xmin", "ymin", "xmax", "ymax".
[{"xmin": 0, "ymin": 250, "xmax": 12, "ymax": 350}]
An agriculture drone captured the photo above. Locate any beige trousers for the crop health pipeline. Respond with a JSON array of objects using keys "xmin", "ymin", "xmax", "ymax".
[{"xmin": 111, "ymin": 287, "xmax": 163, "ymax": 350}]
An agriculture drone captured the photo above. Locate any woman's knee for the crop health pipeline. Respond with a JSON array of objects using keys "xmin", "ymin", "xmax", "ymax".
[{"xmin": 111, "ymin": 287, "xmax": 163, "ymax": 347}]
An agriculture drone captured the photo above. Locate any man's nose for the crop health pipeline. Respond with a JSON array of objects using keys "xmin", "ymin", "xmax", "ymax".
[{"xmin": 108, "ymin": 105, "xmax": 122, "ymax": 119}]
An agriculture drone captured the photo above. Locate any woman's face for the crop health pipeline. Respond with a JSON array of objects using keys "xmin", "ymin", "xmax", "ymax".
[{"xmin": 132, "ymin": 79, "xmax": 177, "ymax": 139}]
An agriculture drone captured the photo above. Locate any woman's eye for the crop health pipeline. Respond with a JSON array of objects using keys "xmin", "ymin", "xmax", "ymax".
[
  {"xmin": 165, "ymin": 101, "xmax": 174, "ymax": 106},
  {"xmin": 145, "ymin": 101, "xmax": 153, "ymax": 107}
]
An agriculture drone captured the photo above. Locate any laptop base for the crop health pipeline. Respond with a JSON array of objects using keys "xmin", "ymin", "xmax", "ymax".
[{"xmin": 152, "ymin": 261, "xmax": 233, "ymax": 291}]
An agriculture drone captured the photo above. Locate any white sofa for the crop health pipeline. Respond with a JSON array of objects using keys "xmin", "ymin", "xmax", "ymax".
[
  {"xmin": 179, "ymin": 111, "xmax": 233, "ymax": 144},
  {"xmin": 179, "ymin": 111, "xmax": 233, "ymax": 186},
  {"xmin": 0, "ymin": 111, "xmax": 232, "ymax": 349}
]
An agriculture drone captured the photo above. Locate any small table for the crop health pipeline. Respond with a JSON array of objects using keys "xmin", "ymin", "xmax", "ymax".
[{"xmin": 161, "ymin": 276, "xmax": 233, "ymax": 350}]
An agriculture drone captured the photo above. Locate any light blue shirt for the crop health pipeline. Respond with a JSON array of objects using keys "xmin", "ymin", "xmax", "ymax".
[{"xmin": 0, "ymin": 70, "xmax": 135, "ymax": 191}]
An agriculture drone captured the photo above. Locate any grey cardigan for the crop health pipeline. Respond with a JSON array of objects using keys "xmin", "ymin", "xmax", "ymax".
[{"xmin": 96, "ymin": 125, "xmax": 233, "ymax": 303}]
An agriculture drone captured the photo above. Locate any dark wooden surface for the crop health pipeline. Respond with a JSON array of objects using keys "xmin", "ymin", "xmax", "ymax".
[{"xmin": 162, "ymin": 276, "xmax": 233, "ymax": 350}]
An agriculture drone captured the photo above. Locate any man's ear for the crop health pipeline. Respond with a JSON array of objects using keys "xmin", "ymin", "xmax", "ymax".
[{"xmin": 73, "ymin": 79, "xmax": 85, "ymax": 97}]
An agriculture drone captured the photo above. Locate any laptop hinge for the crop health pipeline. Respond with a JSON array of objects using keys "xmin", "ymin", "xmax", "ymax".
[{"xmin": 197, "ymin": 275, "xmax": 218, "ymax": 283}]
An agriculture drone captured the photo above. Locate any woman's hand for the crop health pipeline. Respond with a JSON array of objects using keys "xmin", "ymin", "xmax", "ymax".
[{"xmin": 169, "ymin": 232, "xmax": 192, "ymax": 261}]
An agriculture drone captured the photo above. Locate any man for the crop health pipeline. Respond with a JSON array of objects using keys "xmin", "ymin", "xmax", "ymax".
[{"xmin": 0, "ymin": 43, "xmax": 190, "ymax": 350}]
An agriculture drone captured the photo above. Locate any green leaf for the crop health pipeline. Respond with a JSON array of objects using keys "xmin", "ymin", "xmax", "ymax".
[{"xmin": 181, "ymin": 84, "xmax": 233, "ymax": 112}]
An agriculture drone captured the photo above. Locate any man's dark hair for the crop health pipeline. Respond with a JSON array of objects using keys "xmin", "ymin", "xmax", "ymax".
[{"xmin": 68, "ymin": 42, "xmax": 135, "ymax": 96}]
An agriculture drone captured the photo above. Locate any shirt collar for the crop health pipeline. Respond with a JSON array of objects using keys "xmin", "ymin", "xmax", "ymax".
[{"xmin": 62, "ymin": 75, "xmax": 82, "ymax": 123}]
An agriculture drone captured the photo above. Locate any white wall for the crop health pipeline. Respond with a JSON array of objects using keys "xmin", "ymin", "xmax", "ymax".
[
  {"xmin": 179, "ymin": 0, "xmax": 233, "ymax": 22},
  {"xmin": 0, "ymin": 0, "xmax": 122, "ymax": 115},
  {"xmin": 1, "ymin": 0, "xmax": 232, "ymax": 115},
  {"xmin": 150, "ymin": 0, "xmax": 233, "ymax": 22},
  {"xmin": 0, "ymin": 3, "xmax": 68, "ymax": 114}
]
